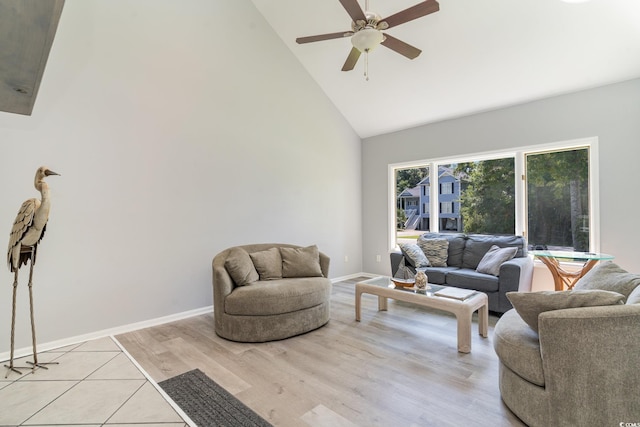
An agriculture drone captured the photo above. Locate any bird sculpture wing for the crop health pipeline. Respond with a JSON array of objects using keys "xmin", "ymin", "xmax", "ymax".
[{"xmin": 7, "ymin": 198, "xmax": 41, "ymax": 272}]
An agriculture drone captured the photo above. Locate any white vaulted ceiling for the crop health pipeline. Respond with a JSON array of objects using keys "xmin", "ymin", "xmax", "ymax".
[{"xmin": 252, "ymin": 0, "xmax": 640, "ymax": 138}]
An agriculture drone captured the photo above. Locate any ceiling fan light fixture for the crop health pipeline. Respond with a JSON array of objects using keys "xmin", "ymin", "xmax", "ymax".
[{"xmin": 351, "ymin": 27, "xmax": 383, "ymax": 52}]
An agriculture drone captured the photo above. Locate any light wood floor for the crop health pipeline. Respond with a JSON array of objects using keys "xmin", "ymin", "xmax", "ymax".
[{"xmin": 116, "ymin": 278, "xmax": 526, "ymax": 427}]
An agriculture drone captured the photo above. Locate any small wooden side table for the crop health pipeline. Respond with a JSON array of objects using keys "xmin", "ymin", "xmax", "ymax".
[{"xmin": 529, "ymin": 250, "xmax": 615, "ymax": 291}]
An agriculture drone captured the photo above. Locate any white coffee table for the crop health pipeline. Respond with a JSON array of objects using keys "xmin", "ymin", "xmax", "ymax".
[{"xmin": 355, "ymin": 276, "xmax": 488, "ymax": 353}]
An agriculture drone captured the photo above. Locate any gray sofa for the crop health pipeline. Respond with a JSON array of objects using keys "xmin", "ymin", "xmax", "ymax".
[
  {"xmin": 493, "ymin": 262, "xmax": 640, "ymax": 426},
  {"xmin": 212, "ymin": 243, "xmax": 331, "ymax": 342},
  {"xmin": 390, "ymin": 233, "xmax": 533, "ymax": 314}
]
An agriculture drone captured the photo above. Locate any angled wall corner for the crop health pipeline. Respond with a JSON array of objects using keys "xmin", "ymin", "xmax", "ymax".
[{"xmin": 0, "ymin": 0, "xmax": 65, "ymax": 116}]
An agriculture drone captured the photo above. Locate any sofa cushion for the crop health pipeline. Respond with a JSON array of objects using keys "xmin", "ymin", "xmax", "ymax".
[
  {"xmin": 224, "ymin": 277, "xmax": 331, "ymax": 316},
  {"xmin": 224, "ymin": 247, "xmax": 259, "ymax": 286},
  {"xmin": 573, "ymin": 262, "xmax": 640, "ymax": 298},
  {"xmin": 462, "ymin": 235, "xmax": 525, "ymax": 270},
  {"xmin": 249, "ymin": 247, "xmax": 282, "ymax": 280},
  {"xmin": 493, "ymin": 309, "xmax": 545, "ymax": 386},
  {"xmin": 399, "ymin": 243, "xmax": 429, "ymax": 268},
  {"xmin": 422, "ymin": 266, "xmax": 458, "ymax": 284},
  {"xmin": 446, "ymin": 269, "xmax": 499, "ymax": 292},
  {"xmin": 506, "ymin": 289, "xmax": 625, "ymax": 333},
  {"xmin": 417, "ymin": 238, "xmax": 449, "ymax": 267},
  {"xmin": 280, "ymin": 245, "xmax": 323, "ymax": 278},
  {"xmin": 476, "ymin": 245, "xmax": 518, "ymax": 276}
]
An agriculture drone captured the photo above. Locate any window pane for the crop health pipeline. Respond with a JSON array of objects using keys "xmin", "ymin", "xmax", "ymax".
[
  {"xmin": 436, "ymin": 165, "xmax": 463, "ymax": 232},
  {"xmin": 396, "ymin": 166, "xmax": 429, "ymax": 244},
  {"xmin": 453, "ymin": 158, "xmax": 515, "ymax": 234},
  {"xmin": 526, "ymin": 148, "xmax": 589, "ymax": 251}
]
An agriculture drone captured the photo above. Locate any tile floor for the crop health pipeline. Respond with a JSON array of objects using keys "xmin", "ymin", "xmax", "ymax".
[{"xmin": 0, "ymin": 336, "xmax": 193, "ymax": 426}]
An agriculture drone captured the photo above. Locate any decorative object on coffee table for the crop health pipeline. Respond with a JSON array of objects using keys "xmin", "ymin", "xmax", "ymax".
[
  {"xmin": 415, "ymin": 267, "xmax": 428, "ymax": 289},
  {"xmin": 5, "ymin": 166, "xmax": 60, "ymax": 377}
]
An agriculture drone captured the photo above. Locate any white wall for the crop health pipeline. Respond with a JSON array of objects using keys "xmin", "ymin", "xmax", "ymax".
[
  {"xmin": 0, "ymin": 0, "xmax": 362, "ymax": 353},
  {"xmin": 362, "ymin": 78, "xmax": 640, "ymax": 283}
]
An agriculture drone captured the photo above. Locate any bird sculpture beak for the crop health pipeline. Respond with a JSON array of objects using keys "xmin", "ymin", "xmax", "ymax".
[{"xmin": 44, "ymin": 169, "xmax": 60, "ymax": 176}]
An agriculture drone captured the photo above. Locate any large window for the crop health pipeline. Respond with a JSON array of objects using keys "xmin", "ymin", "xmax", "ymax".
[
  {"xmin": 526, "ymin": 147, "xmax": 590, "ymax": 251},
  {"xmin": 390, "ymin": 138, "xmax": 598, "ymax": 251}
]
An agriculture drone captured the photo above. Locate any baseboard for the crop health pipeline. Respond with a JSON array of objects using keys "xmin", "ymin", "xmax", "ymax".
[{"xmin": 0, "ymin": 305, "xmax": 213, "ymax": 363}]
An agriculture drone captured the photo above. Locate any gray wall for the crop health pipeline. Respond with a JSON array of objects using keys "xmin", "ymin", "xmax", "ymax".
[
  {"xmin": 362, "ymin": 78, "xmax": 640, "ymax": 275},
  {"xmin": 0, "ymin": 0, "xmax": 362, "ymax": 354}
]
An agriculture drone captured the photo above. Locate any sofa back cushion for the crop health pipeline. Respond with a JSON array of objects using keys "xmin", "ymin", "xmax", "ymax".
[{"xmin": 462, "ymin": 234, "xmax": 526, "ymax": 270}]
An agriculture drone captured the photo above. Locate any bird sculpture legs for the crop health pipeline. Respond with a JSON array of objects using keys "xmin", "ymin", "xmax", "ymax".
[
  {"xmin": 4, "ymin": 268, "xmax": 25, "ymax": 377},
  {"xmin": 4, "ymin": 246, "xmax": 58, "ymax": 378},
  {"xmin": 24, "ymin": 246, "xmax": 58, "ymax": 371}
]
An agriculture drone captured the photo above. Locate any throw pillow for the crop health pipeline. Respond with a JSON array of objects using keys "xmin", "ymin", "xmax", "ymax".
[
  {"xmin": 224, "ymin": 247, "xmax": 259, "ymax": 286},
  {"xmin": 625, "ymin": 285, "xmax": 640, "ymax": 305},
  {"xmin": 249, "ymin": 247, "xmax": 283, "ymax": 280},
  {"xmin": 506, "ymin": 290, "xmax": 625, "ymax": 333},
  {"xmin": 476, "ymin": 245, "xmax": 518, "ymax": 276},
  {"xmin": 417, "ymin": 237, "xmax": 449, "ymax": 267},
  {"xmin": 280, "ymin": 245, "xmax": 323, "ymax": 278},
  {"xmin": 398, "ymin": 243, "xmax": 429, "ymax": 268},
  {"xmin": 573, "ymin": 262, "xmax": 640, "ymax": 298}
]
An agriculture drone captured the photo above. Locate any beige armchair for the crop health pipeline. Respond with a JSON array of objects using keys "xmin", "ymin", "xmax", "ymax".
[
  {"xmin": 212, "ymin": 243, "xmax": 331, "ymax": 342},
  {"xmin": 493, "ymin": 263, "xmax": 640, "ymax": 426}
]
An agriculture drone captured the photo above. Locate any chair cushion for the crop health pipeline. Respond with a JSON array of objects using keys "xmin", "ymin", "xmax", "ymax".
[
  {"xmin": 493, "ymin": 309, "xmax": 545, "ymax": 386},
  {"xmin": 446, "ymin": 269, "xmax": 499, "ymax": 292},
  {"xmin": 249, "ymin": 247, "xmax": 283, "ymax": 280},
  {"xmin": 476, "ymin": 245, "xmax": 518, "ymax": 276},
  {"xmin": 399, "ymin": 242, "xmax": 429, "ymax": 268},
  {"xmin": 417, "ymin": 237, "xmax": 449, "ymax": 267},
  {"xmin": 280, "ymin": 245, "xmax": 323, "ymax": 278},
  {"xmin": 573, "ymin": 262, "xmax": 640, "ymax": 298},
  {"xmin": 224, "ymin": 277, "xmax": 331, "ymax": 316},
  {"xmin": 224, "ymin": 247, "xmax": 259, "ymax": 286},
  {"xmin": 506, "ymin": 289, "xmax": 625, "ymax": 333}
]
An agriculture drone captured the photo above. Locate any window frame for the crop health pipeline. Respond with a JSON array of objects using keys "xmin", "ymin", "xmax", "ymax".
[{"xmin": 388, "ymin": 137, "xmax": 600, "ymax": 252}]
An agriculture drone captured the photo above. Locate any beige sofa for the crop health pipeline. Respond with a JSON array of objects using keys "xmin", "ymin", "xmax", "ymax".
[
  {"xmin": 493, "ymin": 262, "xmax": 640, "ymax": 426},
  {"xmin": 212, "ymin": 243, "xmax": 331, "ymax": 342}
]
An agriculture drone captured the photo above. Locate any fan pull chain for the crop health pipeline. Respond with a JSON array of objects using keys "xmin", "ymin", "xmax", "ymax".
[{"xmin": 364, "ymin": 50, "xmax": 369, "ymax": 81}]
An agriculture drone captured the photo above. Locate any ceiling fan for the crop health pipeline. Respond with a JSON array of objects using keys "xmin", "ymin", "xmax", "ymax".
[{"xmin": 296, "ymin": 0, "xmax": 440, "ymax": 77}]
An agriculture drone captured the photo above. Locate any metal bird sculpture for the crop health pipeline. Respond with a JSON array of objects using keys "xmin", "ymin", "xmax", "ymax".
[{"xmin": 5, "ymin": 166, "xmax": 60, "ymax": 377}]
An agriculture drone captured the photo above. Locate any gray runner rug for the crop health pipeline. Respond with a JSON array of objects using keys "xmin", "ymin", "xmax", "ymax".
[{"xmin": 159, "ymin": 368, "xmax": 273, "ymax": 427}]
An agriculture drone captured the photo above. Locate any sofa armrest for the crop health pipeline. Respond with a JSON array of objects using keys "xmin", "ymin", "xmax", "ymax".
[
  {"xmin": 390, "ymin": 250, "xmax": 404, "ymax": 276},
  {"xmin": 537, "ymin": 304, "xmax": 640, "ymax": 425},
  {"xmin": 319, "ymin": 252, "xmax": 330, "ymax": 278},
  {"xmin": 212, "ymin": 251, "xmax": 235, "ymax": 315},
  {"xmin": 496, "ymin": 256, "xmax": 534, "ymax": 312}
]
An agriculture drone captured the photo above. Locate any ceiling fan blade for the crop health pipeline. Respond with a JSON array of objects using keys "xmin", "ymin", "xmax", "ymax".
[
  {"xmin": 381, "ymin": 0, "xmax": 440, "ymax": 29},
  {"xmin": 296, "ymin": 31, "xmax": 353, "ymax": 44},
  {"xmin": 341, "ymin": 47, "xmax": 361, "ymax": 71},
  {"xmin": 339, "ymin": 0, "xmax": 366, "ymax": 23},
  {"xmin": 381, "ymin": 34, "xmax": 422, "ymax": 59}
]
